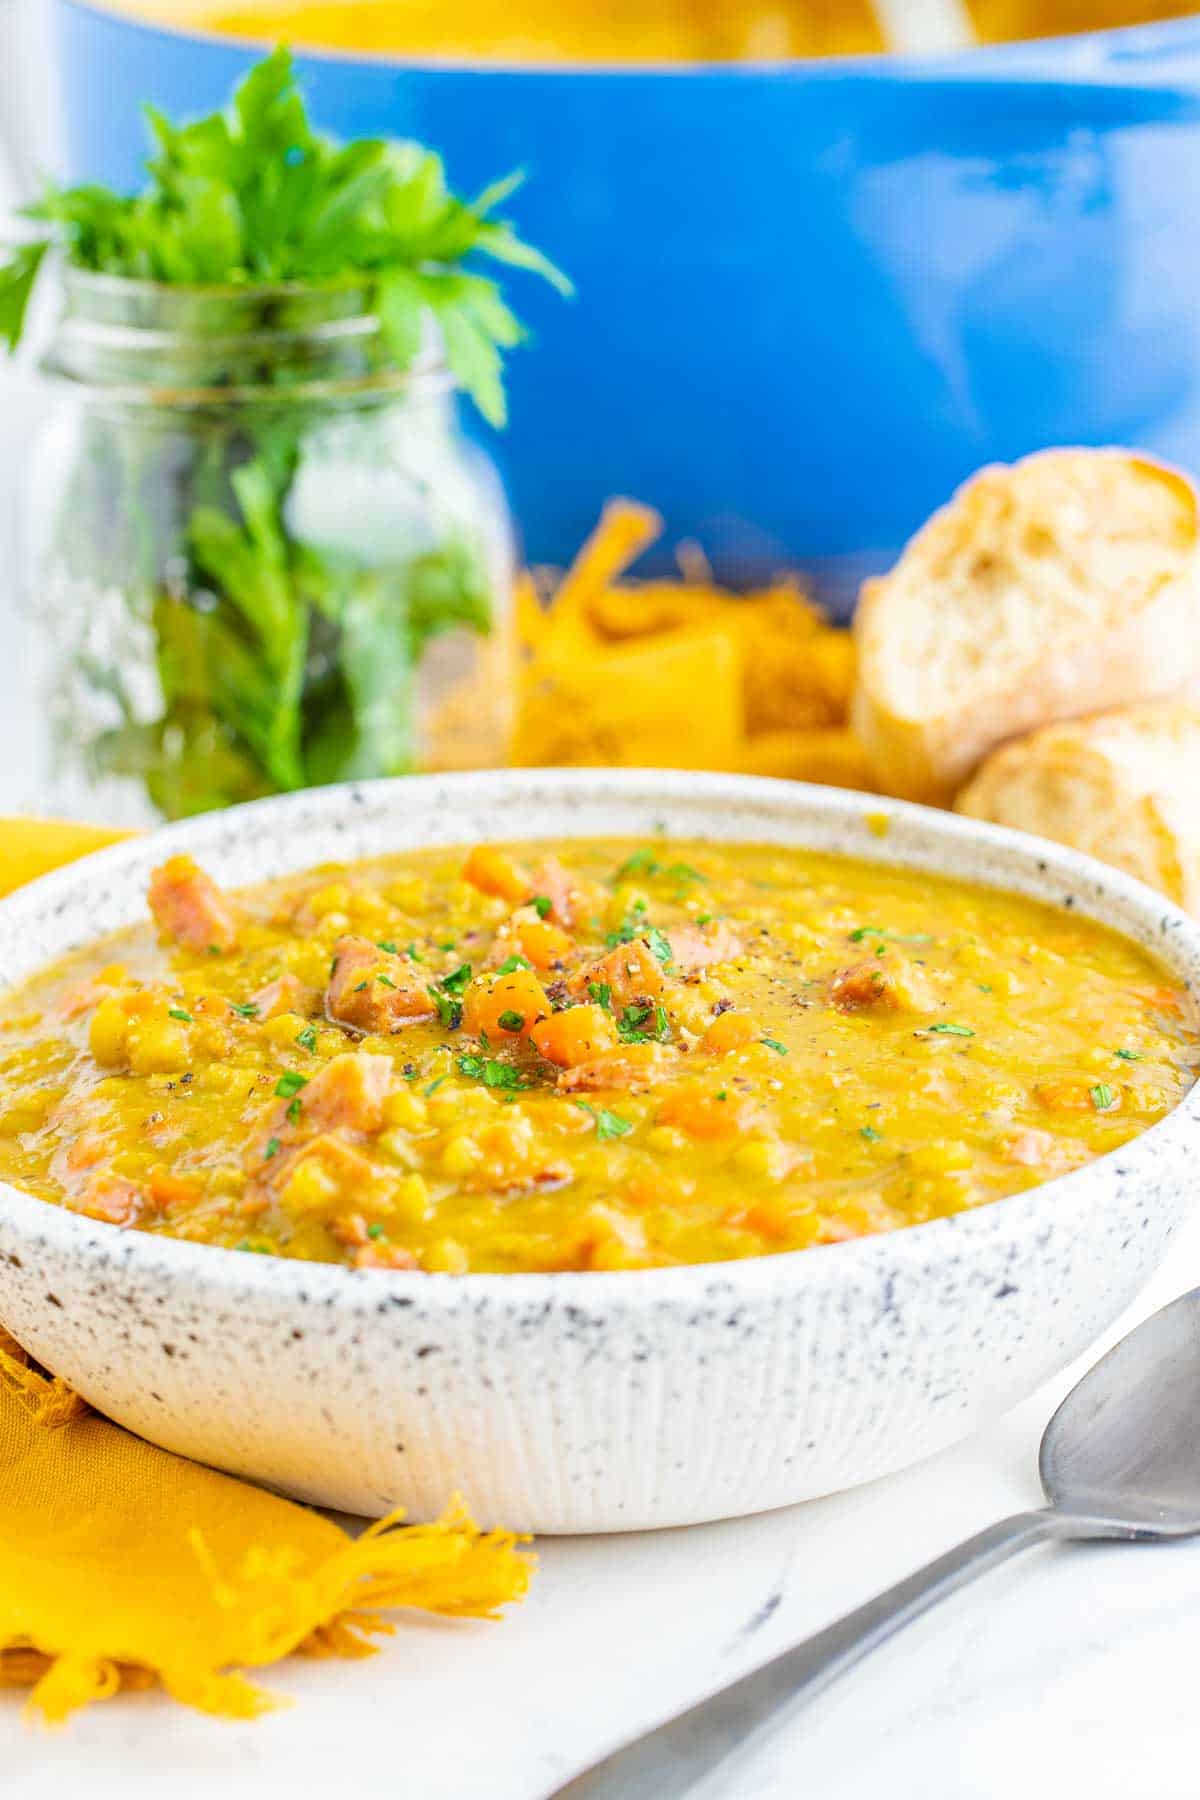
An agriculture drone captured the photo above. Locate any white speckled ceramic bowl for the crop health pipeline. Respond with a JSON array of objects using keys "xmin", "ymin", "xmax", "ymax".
[{"xmin": 1, "ymin": 772, "xmax": 1198, "ymax": 1534}]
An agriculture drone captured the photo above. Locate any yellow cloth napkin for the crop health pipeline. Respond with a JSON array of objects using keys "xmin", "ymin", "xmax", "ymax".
[{"xmin": 0, "ymin": 821, "xmax": 533, "ymax": 1722}]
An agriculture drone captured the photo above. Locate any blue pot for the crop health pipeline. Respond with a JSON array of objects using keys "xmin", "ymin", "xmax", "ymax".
[{"xmin": 53, "ymin": 3, "xmax": 1200, "ymax": 606}]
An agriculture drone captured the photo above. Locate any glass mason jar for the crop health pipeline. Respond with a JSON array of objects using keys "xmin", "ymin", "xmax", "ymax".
[{"xmin": 25, "ymin": 271, "xmax": 514, "ymax": 824}]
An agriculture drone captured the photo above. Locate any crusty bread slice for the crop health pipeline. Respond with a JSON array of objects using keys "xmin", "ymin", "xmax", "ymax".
[
  {"xmin": 851, "ymin": 449, "xmax": 1200, "ymax": 804},
  {"xmin": 956, "ymin": 700, "xmax": 1200, "ymax": 913}
]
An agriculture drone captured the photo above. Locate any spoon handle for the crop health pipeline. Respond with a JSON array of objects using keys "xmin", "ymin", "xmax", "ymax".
[{"xmin": 550, "ymin": 1509, "xmax": 1058, "ymax": 1800}]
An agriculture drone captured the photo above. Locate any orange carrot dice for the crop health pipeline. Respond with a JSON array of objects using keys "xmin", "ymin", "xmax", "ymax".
[
  {"xmin": 517, "ymin": 916, "xmax": 575, "ymax": 971},
  {"xmin": 656, "ymin": 1085, "xmax": 761, "ymax": 1140},
  {"xmin": 531, "ymin": 1003, "xmax": 617, "ymax": 1068},
  {"xmin": 462, "ymin": 846, "xmax": 531, "ymax": 903},
  {"xmin": 463, "ymin": 968, "xmax": 551, "ymax": 1040},
  {"xmin": 700, "ymin": 1011, "xmax": 759, "ymax": 1054}
]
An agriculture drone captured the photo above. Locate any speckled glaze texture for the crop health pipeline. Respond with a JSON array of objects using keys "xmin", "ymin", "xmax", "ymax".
[{"xmin": 1, "ymin": 772, "xmax": 1198, "ymax": 1534}]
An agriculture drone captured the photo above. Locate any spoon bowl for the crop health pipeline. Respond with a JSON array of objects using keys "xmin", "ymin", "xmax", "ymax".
[{"xmin": 1040, "ymin": 1287, "xmax": 1200, "ymax": 1537}]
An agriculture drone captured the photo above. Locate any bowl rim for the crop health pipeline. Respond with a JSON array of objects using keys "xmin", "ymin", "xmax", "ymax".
[
  {"xmin": 61, "ymin": 0, "xmax": 1200, "ymax": 84},
  {"xmin": 2, "ymin": 766, "xmax": 1199, "ymax": 1313}
]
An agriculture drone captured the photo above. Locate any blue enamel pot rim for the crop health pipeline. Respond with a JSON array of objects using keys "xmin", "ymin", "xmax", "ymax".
[{"xmin": 58, "ymin": 0, "xmax": 1200, "ymax": 83}]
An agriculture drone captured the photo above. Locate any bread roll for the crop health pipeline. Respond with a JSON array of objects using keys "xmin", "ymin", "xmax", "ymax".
[{"xmin": 851, "ymin": 448, "xmax": 1200, "ymax": 804}]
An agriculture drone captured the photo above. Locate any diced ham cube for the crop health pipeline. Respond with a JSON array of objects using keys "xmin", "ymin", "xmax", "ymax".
[
  {"xmin": 661, "ymin": 921, "xmax": 743, "ymax": 973},
  {"xmin": 249, "ymin": 972, "xmax": 318, "ymax": 1021},
  {"xmin": 830, "ymin": 955, "xmax": 936, "ymax": 1015},
  {"xmin": 569, "ymin": 939, "xmax": 665, "ymax": 1009},
  {"xmin": 556, "ymin": 1043, "xmax": 676, "ymax": 1092},
  {"xmin": 148, "ymin": 855, "xmax": 239, "ymax": 954},
  {"xmin": 326, "ymin": 935, "xmax": 435, "ymax": 1034},
  {"xmin": 301, "ymin": 1053, "xmax": 394, "ymax": 1135}
]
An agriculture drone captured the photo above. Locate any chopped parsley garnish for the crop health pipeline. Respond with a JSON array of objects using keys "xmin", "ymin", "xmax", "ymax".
[
  {"xmin": 1090, "ymin": 1083, "xmax": 1117, "ymax": 1112},
  {"xmin": 612, "ymin": 848, "xmax": 704, "ymax": 887},
  {"xmin": 716, "ymin": 1089, "xmax": 728, "ymax": 1101},
  {"xmin": 760, "ymin": 1036, "xmax": 788, "ymax": 1055},
  {"xmin": 229, "ymin": 1000, "xmax": 258, "ymax": 1018},
  {"xmin": 425, "ymin": 1075, "xmax": 449, "ymax": 1097},
  {"xmin": 926, "ymin": 1023, "xmax": 974, "ymax": 1037},
  {"xmin": 376, "ymin": 939, "xmax": 399, "ymax": 954},
  {"xmin": 605, "ymin": 922, "xmax": 637, "ymax": 949},
  {"xmin": 406, "ymin": 943, "xmax": 424, "ymax": 962},
  {"xmin": 1114, "ymin": 1048, "xmax": 1142, "ymax": 1062},
  {"xmin": 367, "ymin": 1222, "xmax": 386, "ymax": 1240},
  {"xmin": 456, "ymin": 1053, "xmax": 530, "ymax": 1090},
  {"xmin": 236, "ymin": 1238, "xmax": 271, "ymax": 1253},
  {"xmin": 574, "ymin": 1100, "xmax": 634, "ymax": 1141},
  {"xmin": 531, "ymin": 894, "xmax": 553, "ymax": 919},
  {"xmin": 613, "ymin": 847, "xmax": 659, "ymax": 882},
  {"xmin": 275, "ymin": 1071, "xmax": 308, "ymax": 1098},
  {"xmin": 286, "ymin": 1096, "xmax": 303, "ymax": 1123},
  {"xmin": 295, "ymin": 1024, "xmax": 318, "ymax": 1052},
  {"xmin": 168, "ymin": 1007, "xmax": 193, "ymax": 1022},
  {"xmin": 588, "ymin": 980, "xmax": 614, "ymax": 1012},
  {"xmin": 440, "ymin": 963, "xmax": 473, "ymax": 995},
  {"xmin": 497, "ymin": 1009, "xmax": 526, "ymax": 1032},
  {"xmin": 654, "ymin": 1003, "xmax": 672, "ymax": 1043},
  {"xmin": 617, "ymin": 1002, "xmax": 652, "ymax": 1043},
  {"xmin": 263, "ymin": 1136, "xmax": 281, "ymax": 1160},
  {"xmin": 695, "ymin": 912, "xmax": 714, "ymax": 926},
  {"xmin": 428, "ymin": 986, "xmax": 464, "ymax": 1031},
  {"xmin": 353, "ymin": 980, "xmax": 369, "ymax": 993},
  {"xmin": 377, "ymin": 973, "xmax": 397, "ymax": 990},
  {"xmin": 645, "ymin": 927, "xmax": 674, "ymax": 967},
  {"xmin": 860, "ymin": 1124, "xmax": 882, "ymax": 1143},
  {"xmin": 495, "ymin": 954, "xmax": 532, "ymax": 976},
  {"xmin": 206, "ymin": 945, "xmax": 222, "ymax": 957}
]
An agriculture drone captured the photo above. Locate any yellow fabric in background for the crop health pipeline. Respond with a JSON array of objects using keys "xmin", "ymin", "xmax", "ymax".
[{"xmin": 0, "ymin": 822, "xmax": 533, "ymax": 1722}]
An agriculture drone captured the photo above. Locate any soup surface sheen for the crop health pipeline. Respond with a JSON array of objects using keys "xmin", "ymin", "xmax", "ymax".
[{"xmin": 0, "ymin": 837, "xmax": 1193, "ymax": 1274}]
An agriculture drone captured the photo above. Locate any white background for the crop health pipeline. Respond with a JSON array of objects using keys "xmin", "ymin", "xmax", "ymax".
[{"xmin": 5, "ymin": 14, "xmax": 1200, "ymax": 1797}]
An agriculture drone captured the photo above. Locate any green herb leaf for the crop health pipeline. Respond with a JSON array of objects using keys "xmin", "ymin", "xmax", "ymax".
[
  {"xmin": 495, "ymin": 955, "xmax": 532, "ymax": 976},
  {"xmin": 286, "ymin": 1095, "xmax": 303, "ymax": 1123},
  {"xmin": 497, "ymin": 1009, "xmax": 525, "ymax": 1032},
  {"xmin": 760, "ymin": 1036, "xmax": 788, "ymax": 1055},
  {"xmin": 457, "ymin": 1052, "xmax": 529, "ymax": 1090},
  {"xmin": 168, "ymin": 1007, "xmax": 193, "ymax": 1023},
  {"xmin": 645, "ymin": 927, "xmax": 674, "ymax": 967},
  {"xmin": 531, "ymin": 894, "xmax": 552, "ymax": 919},
  {"xmin": 439, "ymin": 963, "xmax": 473, "ymax": 996},
  {"xmin": 573, "ymin": 1100, "xmax": 634, "ymax": 1141},
  {"xmin": 296, "ymin": 1024, "xmax": 318, "ymax": 1052},
  {"xmin": 1090, "ymin": 1083, "xmax": 1117, "ymax": 1111},
  {"xmin": 263, "ymin": 1136, "xmax": 281, "ymax": 1160},
  {"xmin": 0, "ymin": 239, "xmax": 49, "ymax": 351},
  {"xmin": 1114, "ymin": 1048, "xmax": 1142, "ymax": 1062},
  {"xmin": 424, "ymin": 1074, "xmax": 448, "ymax": 1097},
  {"xmin": 588, "ymin": 981, "xmax": 613, "ymax": 1013},
  {"xmin": 428, "ymin": 986, "xmax": 463, "ymax": 1031},
  {"xmin": 926, "ymin": 1023, "xmax": 974, "ymax": 1037},
  {"xmin": 275, "ymin": 1070, "xmax": 309, "ymax": 1098},
  {"xmin": 376, "ymin": 940, "xmax": 399, "ymax": 955},
  {"xmin": 229, "ymin": 1001, "xmax": 259, "ymax": 1018},
  {"xmin": 860, "ymin": 1124, "xmax": 882, "ymax": 1143},
  {"xmin": 367, "ymin": 1222, "xmax": 387, "ymax": 1240}
]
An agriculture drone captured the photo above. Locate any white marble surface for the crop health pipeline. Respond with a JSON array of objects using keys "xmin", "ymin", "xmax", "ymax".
[{"xmin": 5, "ymin": 56, "xmax": 1200, "ymax": 1800}]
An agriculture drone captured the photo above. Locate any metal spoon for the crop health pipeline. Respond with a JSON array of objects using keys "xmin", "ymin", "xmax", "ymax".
[{"xmin": 551, "ymin": 1285, "xmax": 1200, "ymax": 1799}]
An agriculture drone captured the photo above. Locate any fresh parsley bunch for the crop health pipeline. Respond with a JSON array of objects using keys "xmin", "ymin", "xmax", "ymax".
[{"xmin": 0, "ymin": 45, "xmax": 569, "ymax": 423}]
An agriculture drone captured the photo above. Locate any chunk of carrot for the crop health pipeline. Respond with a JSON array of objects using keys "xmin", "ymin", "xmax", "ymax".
[
  {"xmin": 463, "ymin": 967, "xmax": 551, "ymax": 1040},
  {"xmin": 656, "ymin": 1086, "xmax": 760, "ymax": 1140},
  {"xmin": 462, "ymin": 846, "xmax": 530, "ymax": 903},
  {"xmin": 531, "ymin": 1004, "xmax": 617, "ymax": 1068},
  {"xmin": 517, "ymin": 916, "xmax": 575, "ymax": 971},
  {"xmin": 700, "ymin": 1011, "xmax": 759, "ymax": 1054}
]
